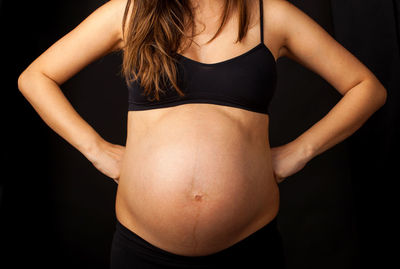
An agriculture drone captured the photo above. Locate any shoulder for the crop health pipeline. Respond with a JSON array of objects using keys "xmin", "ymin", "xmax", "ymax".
[
  {"xmin": 99, "ymin": 0, "xmax": 130, "ymax": 24},
  {"xmin": 108, "ymin": 0, "xmax": 135, "ymax": 49},
  {"xmin": 262, "ymin": 0, "xmax": 323, "ymax": 59},
  {"xmin": 82, "ymin": 0, "xmax": 131, "ymax": 51},
  {"xmin": 107, "ymin": 0, "xmax": 130, "ymax": 15},
  {"xmin": 262, "ymin": 0, "xmax": 307, "ymax": 37},
  {"xmin": 262, "ymin": 0, "xmax": 303, "ymax": 24},
  {"xmin": 260, "ymin": 0, "xmax": 295, "ymax": 59},
  {"xmin": 105, "ymin": 0, "xmax": 132, "ymax": 50}
]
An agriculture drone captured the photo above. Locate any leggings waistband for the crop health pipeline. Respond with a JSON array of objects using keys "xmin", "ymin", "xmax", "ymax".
[{"xmin": 111, "ymin": 216, "xmax": 285, "ymax": 268}]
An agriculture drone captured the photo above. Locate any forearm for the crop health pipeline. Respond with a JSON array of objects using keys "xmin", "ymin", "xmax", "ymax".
[
  {"xmin": 17, "ymin": 71, "xmax": 105, "ymax": 161},
  {"xmin": 292, "ymin": 78, "xmax": 387, "ymax": 162}
]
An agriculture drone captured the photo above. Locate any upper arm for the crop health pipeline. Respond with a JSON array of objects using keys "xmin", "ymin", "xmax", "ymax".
[
  {"xmin": 20, "ymin": 0, "xmax": 129, "ymax": 86},
  {"xmin": 273, "ymin": 0, "xmax": 383, "ymax": 95}
]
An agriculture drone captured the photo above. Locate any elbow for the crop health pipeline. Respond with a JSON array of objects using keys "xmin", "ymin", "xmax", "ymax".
[
  {"xmin": 18, "ymin": 69, "xmax": 41, "ymax": 93},
  {"xmin": 17, "ymin": 71, "xmax": 31, "ymax": 92},
  {"xmin": 18, "ymin": 69, "xmax": 59, "ymax": 93},
  {"xmin": 376, "ymin": 85, "xmax": 388, "ymax": 108},
  {"xmin": 363, "ymin": 77, "xmax": 388, "ymax": 109},
  {"xmin": 381, "ymin": 87, "xmax": 388, "ymax": 105}
]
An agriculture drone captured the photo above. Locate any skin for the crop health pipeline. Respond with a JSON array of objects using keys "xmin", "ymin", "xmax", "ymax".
[{"xmin": 18, "ymin": 0, "xmax": 387, "ymax": 256}]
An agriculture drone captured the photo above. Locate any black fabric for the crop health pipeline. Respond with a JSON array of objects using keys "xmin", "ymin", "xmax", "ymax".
[
  {"xmin": 127, "ymin": 0, "xmax": 277, "ymax": 115},
  {"xmin": 110, "ymin": 216, "xmax": 286, "ymax": 269},
  {"xmin": 330, "ymin": 0, "xmax": 400, "ymax": 268}
]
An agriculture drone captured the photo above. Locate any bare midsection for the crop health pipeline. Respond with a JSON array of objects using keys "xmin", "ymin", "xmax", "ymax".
[{"xmin": 115, "ymin": 104, "xmax": 279, "ymax": 256}]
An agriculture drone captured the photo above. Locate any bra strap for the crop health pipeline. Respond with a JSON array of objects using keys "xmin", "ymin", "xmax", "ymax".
[{"xmin": 259, "ymin": 0, "xmax": 264, "ymax": 44}]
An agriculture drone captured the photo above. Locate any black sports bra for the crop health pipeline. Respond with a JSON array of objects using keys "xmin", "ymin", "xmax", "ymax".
[{"xmin": 128, "ymin": 0, "xmax": 277, "ymax": 115}]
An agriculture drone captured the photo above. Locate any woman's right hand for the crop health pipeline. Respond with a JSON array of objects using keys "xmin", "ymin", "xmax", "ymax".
[{"xmin": 86, "ymin": 140, "xmax": 126, "ymax": 184}]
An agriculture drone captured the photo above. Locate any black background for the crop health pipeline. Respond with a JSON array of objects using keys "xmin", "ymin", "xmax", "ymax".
[{"xmin": 1, "ymin": 0, "xmax": 399, "ymax": 268}]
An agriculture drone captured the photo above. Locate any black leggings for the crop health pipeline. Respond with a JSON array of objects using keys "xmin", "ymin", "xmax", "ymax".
[{"xmin": 110, "ymin": 216, "xmax": 286, "ymax": 269}]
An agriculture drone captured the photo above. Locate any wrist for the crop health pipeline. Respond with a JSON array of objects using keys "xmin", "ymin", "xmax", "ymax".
[
  {"xmin": 290, "ymin": 137, "xmax": 317, "ymax": 163},
  {"xmin": 79, "ymin": 133, "xmax": 107, "ymax": 163}
]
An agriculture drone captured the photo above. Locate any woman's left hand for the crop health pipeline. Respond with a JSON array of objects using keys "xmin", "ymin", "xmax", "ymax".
[{"xmin": 270, "ymin": 141, "xmax": 312, "ymax": 184}]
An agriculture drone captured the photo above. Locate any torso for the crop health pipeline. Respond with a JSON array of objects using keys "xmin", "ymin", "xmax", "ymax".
[{"xmin": 115, "ymin": 0, "xmax": 285, "ymax": 256}]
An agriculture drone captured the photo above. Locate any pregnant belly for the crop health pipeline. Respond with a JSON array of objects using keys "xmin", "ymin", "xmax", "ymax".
[{"xmin": 115, "ymin": 109, "xmax": 280, "ymax": 256}]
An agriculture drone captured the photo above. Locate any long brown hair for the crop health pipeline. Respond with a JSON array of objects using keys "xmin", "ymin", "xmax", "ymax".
[{"xmin": 121, "ymin": 0, "xmax": 251, "ymax": 101}]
